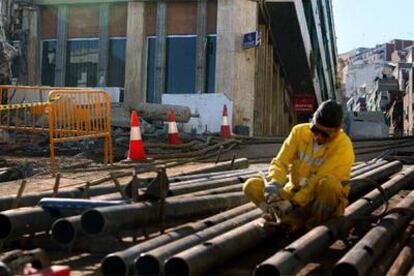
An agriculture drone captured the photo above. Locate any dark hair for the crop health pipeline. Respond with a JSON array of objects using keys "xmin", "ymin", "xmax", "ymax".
[{"xmin": 313, "ymin": 100, "xmax": 343, "ymax": 128}]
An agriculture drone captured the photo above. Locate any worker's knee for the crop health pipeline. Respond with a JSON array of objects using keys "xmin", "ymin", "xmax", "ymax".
[
  {"xmin": 242, "ymin": 176, "xmax": 265, "ymax": 204},
  {"xmin": 312, "ymin": 176, "xmax": 348, "ymax": 220},
  {"xmin": 315, "ymin": 176, "xmax": 344, "ymax": 198}
]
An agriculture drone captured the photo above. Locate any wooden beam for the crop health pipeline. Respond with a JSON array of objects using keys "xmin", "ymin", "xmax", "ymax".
[
  {"xmin": 153, "ymin": 1, "xmax": 167, "ymax": 104},
  {"xmin": 54, "ymin": 5, "xmax": 67, "ymax": 86},
  {"xmin": 98, "ymin": 3, "xmax": 110, "ymax": 86},
  {"xmin": 195, "ymin": 0, "xmax": 207, "ymax": 93}
]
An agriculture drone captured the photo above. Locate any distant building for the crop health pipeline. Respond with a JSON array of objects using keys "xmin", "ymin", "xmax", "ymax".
[{"xmin": 339, "ymin": 39, "xmax": 414, "ymax": 102}]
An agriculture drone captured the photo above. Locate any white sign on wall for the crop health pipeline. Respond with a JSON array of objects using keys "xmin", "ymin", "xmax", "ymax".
[{"xmin": 162, "ymin": 93, "xmax": 233, "ymax": 134}]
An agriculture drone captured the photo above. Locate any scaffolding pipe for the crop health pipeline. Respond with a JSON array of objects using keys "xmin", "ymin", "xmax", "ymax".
[
  {"xmin": 134, "ymin": 209, "xmax": 262, "ymax": 276},
  {"xmin": 333, "ymin": 190, "xmax": 414, "ymax": 276},
  {"xmin": 100, "ymin": 203, "xmax": 256, "ymax": 276},
  {"xmin": 254, "ymin": 163, "xmax": 410, "ymax": 276},
  {"xmin": 81, "ymin": 192, "xmax": 247, "ymax": 237}
]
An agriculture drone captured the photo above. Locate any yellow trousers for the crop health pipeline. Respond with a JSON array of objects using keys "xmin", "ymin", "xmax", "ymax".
[{"xmin": 243, "ymin": 176, "xmax": 349, "ymax": 229}]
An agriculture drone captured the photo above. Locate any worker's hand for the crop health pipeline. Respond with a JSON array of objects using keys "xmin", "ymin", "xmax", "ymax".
[
  {"xmin": 264, "ymin": 182, "xmax": 283, "ymax": 203},
  {"xmin": 269, "ymin": 200, "xmax": 293, "ymax": 219}
]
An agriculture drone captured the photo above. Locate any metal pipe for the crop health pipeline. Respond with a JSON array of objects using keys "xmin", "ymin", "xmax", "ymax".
[
  {"xmin": 0, "ymin": 180, "xmax": 130, "ymax": 211},
  {"xmin": 51, "ymin": 215, "xmax": 82, "ymax": 245},
  {"xmin": 81, "ymin": 192, "xmax": 248, "ymax": 237},
  {"xmin": 167, "ymin": 161, "xmax": 389, "ymax": 198},
  {"xmin": 100, "ymin": 203, "xmax": 256, "ymax": 276},
  {"xmin": 173, "ymin": 183, "xmax": 243, "ymax": 198},
  {"xmin": 38, "ymin": 197, "xmax": 128, "ymax": 211},
  {"xmin": 168, "ymin": 176, "xmax": 249, "ymax": 196},
  {"xmin": 254, "ymin": 163, "xmax": 410, "ymax": 276},
  {"xmin": 177, "ymin": 158, "xmax": 249, "ymax": 176},
  {"xmin": 349, "ymin": 160, "xmax": 403, "ymax": 202},
  {"xmin": 169, "ymin": 168, "xmax": 264, "ymax": 183},
  {"xmin": 368, "ymin": 219, "xmax": 414, "ymax": 275},
  {"xmin": 349, "ymin": 159, "xmax": 387, "ymax": 177},
  {"xmin": 385, "ymin": 238, "xmax": 414, "ymax": 276},
  {"xmin": 0, "ymin": 206, "xmax": 79, "ymax": 242},
  {"xmin": 164, "ymin": 218, "xmax": 271, "ymax": 276},
  {"xmin": 332, "ymin": 190, "xmax": 414, "ymax": 276},
  {"xmin": 134, "ymin": 209, "xmax": 262, "ymax": 276}
]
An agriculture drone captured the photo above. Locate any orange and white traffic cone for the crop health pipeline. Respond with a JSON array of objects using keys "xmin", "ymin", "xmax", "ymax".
[
  {"xmin": 127, "ymin": 110, "xmax": 146, "ymax": 161},
  {"xmin": 168, "ymin": 110, "xmax": 181, "ymax": 145},
  {"xmin": 220, "ymin": 104, "xmax": 231, "ymax": 139}
]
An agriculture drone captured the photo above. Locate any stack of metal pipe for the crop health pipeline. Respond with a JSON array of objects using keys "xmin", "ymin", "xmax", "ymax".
[{"xmin": 93, "ymin": 159, "xmax": 403, "ymax": 276}]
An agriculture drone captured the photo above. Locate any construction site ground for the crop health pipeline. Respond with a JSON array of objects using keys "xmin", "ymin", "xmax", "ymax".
[{"xmin": 1, "ymin": 139, "xmax": 414, "ymax": 275}]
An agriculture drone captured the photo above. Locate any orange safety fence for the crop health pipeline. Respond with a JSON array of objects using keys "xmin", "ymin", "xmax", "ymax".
[{"xmin": 0, "ymin": 86, "xmax": 113, "ymax": 171}]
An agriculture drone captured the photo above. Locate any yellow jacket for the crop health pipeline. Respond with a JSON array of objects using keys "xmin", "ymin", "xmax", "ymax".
[{"xmin": 268, "ymin": 123, "xmax": 355, "ymax": 206}]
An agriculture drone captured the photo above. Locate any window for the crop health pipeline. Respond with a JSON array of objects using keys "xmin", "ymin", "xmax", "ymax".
[
  {"xmin": 146, "ymin": 35, "xmax": 216, "ymax": 102},
  {"xmin": 108, "ymin": 38, "xmax": 126, "ymax": 87},
  {"xmin": 65, "ymin": 39, "xmax": 99, "ymax": 87},
  {"xmin": 41, "ymin": 40, "xmax": 57, "ymax": 86}
]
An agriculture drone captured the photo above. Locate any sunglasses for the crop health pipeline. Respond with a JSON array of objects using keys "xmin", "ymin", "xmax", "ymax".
[{"xmin": 310, "ymin": 125, "xmax": 332, "ymax": 138}]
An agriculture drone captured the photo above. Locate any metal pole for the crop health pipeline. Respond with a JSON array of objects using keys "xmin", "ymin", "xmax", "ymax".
[
  {"xmin": 135, "ymin": 209, "xmax": 262, "ymax": 276},
  {"xmin": 81, "ymin": 192, "xmax": 248, "ymax": 237},
  {"xmin": 254, "ymin": 164, "xmax": 412, "ymax": 276},
  {"xmin": 100, "ymin": 203, "xmax": 256, "ymax": 276},
  {"xmin": 333, "ymin": 190, "xmax": 414, "ymax": 276}
]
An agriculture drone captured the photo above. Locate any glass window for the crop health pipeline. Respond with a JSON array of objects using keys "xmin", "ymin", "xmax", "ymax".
[
  {"xmin": 41, "ymin": 40, "xmax": 57, "ymax": 86},
  {"xmin": 108, "ymin": 38, "xmax": 126, "ymax": 87},
  {"xmin": 166, "ymin": 36, "xmax": 197, "ymax": 94},
  {"xmin": 146, "ymin": 35, "xmax": 216, "ymax": 102},
  {"xmin": 65, "ymin": 39, "xmax": 99, "ymax": 87},
  {"xmin": 206, "ymin": 35, "xmax": 216, "ymax": 93}
]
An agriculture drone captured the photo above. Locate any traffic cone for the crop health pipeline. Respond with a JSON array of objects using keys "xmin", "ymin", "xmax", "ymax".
[
  {"xmin": 220, "ymin": 104, "xmax": 231, "ymax": 139},
  {"xmin": 127, "ymin": 110, "xmax": 146, "ymax": 160},
  {"xmin": 168, "ymin": 110, "xmax": 181, "ymax": 144}
]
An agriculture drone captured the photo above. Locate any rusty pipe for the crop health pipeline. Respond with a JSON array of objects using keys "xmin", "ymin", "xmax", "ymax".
[
  {"xmin": 254, "ymin": 162, "xmax": 408, "ymax": 276},
  {"xmin": 332, "ymin": 190, "xmax": 414, "ymax": 276},
  {"xmin": 100, "ymin": 203, "xmax": 256, "ymax": 276},
  {"xmin": 369, "ymin": 219, "xmax": 414, "ymax": 275},
  {"xmin": 387, "ymin": 236, "xmax": 414, "ymax": 276}
]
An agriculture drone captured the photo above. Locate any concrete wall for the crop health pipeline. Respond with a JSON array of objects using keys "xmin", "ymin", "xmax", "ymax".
[
  {"xmin": 215, "ymin": 0, "xmax": 257, "ymax": 135},
  {"xmin": 124, "ymin": 2, "xmax": 146, "ymax": 107}
]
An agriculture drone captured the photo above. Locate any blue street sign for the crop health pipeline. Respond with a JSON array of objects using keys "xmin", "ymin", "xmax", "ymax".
[{"xmin": 242, "ymin": 31, "xmax": 260, "ymax": 49}]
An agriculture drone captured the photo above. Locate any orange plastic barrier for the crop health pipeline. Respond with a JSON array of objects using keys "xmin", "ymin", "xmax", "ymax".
[{"xmin": 0, "ymin": 86, "xmax": 113, "ymax": 171}]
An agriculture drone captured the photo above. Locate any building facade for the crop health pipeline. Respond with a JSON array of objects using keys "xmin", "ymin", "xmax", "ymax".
[{"xmin": 11, "ymin": 0, "xmax": 337, "ymax": 136}]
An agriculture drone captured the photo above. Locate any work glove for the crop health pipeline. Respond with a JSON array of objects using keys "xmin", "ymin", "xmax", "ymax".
[
  {"xmin": 269, "ymin": 200, "xmax": 293, "ymax": 220},
  {"xmin": 264, "ymin": 182, "xmax": 283, "ymax": 203}
]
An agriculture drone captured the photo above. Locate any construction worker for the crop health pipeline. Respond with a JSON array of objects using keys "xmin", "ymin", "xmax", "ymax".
[{"xmin": 243, "ymin": 100, "xmax": 354, "ymax": 231}]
